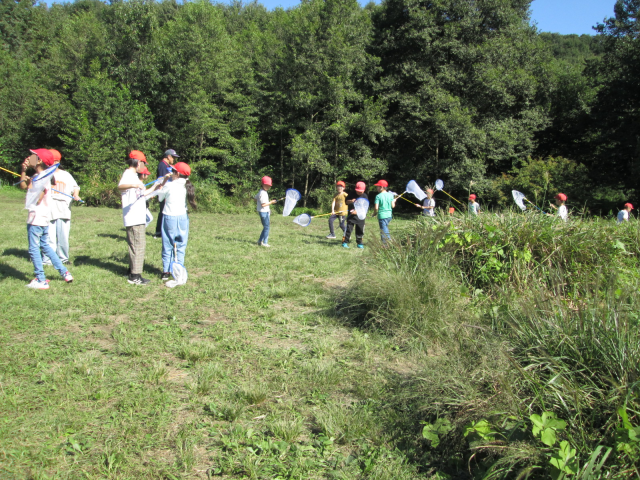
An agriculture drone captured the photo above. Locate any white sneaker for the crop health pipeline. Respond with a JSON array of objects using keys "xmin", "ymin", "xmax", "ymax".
[{"xmin": 26, "ymin": 278, "xmax": 50, "ymax": 290}]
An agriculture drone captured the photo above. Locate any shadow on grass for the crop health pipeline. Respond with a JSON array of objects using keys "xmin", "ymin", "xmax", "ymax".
[
  {"xmin": 2, "ymin": 248, "xmax": 30, "ymax": 260},
  {"xmin": 0, "ymin": 262, "xmax": 31, "ymax": 282},
  {"xmin": 75, "ymin": 255, "xmax": 163, "ymax": 277},
  {"xmin": 96, "ymin": 233, "xmax": 126, "ymax": 242}
]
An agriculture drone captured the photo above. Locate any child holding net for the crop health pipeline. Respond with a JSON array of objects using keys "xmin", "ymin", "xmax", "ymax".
[
  {"xmin": 254, "ymin": 176, "xmax": 277, "ymax": 247},
  {"xmin": 327, "ymin": 181, "xmax": 348, "ymax": 239},
  {"xmin": 19, "ymin": 149, "xmax": 74, "ymax": 289},
  {"xmin": 155, "ymin": 162, "xmax": 197, "ymax": 282},
  {"xmin": 342, "ymin": 181, "xmax": 368, "ymax": 249}
]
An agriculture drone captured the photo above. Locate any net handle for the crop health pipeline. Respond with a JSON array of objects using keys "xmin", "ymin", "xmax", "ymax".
[
  {"xmin": 0, "ymin": 166, "xmax": 21, "ymax": 177},
  {"xmin": 525, "ymin": 198, "xmax": 546, "ymax": 214},
  {"xmin": 440, "ymin": 189, "xmax": 465, "ymax": 206}
]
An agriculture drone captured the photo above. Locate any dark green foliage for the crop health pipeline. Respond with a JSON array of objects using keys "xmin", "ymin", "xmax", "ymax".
[{"xmin": 0, "ymin": 0, "xmax": 638, "ymax": 212}]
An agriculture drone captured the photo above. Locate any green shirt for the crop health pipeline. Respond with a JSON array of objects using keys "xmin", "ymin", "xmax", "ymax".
[{"xmin": 375, "ymin": 191, "xmax": 394, "ymax": 219}]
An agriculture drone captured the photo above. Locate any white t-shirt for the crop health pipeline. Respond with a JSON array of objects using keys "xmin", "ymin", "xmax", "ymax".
[
  {"xmin": 422, "ymin": 198, "xmax": 435, "ymax": 216},
  {"xmin": 50, "ymin": 169, "xmax": 80, "ymax": 220},
  {"xmin": 158, "ymin": 178, "xmax": 187, "ymax": 217},
  {"xmin": 26, "ymin": 178, "xmax": 52, "ymax": 227},
  {"xmin": 119, "ymin": 169, "xmax": 146, "ymax": 227},
  {"xmin": 255, "ymin": 189, "xmax": 270, "ymax": 213},
  {"xmin": 558, "ymin": 205, "xmax": 568, "ymax": 221},
  {"xmin": 469, "ymin": 201, "xmax": 480, "ymax": 215},
  {"xmin": 617, "ymin": 210, "xmax": 628, "ymax": 224}
]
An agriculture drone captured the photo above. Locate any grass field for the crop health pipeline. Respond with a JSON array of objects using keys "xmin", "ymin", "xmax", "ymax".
[{"xmin": 0, "ymin": 189, "xmax": 428, "ymax": 479}]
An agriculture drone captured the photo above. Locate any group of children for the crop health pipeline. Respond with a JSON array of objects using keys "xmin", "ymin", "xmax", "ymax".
[
  {"xmin": 15, "ymin": 148, "xmax": 636, "ymax": 289},
  {"xmin": 19, "ymin": 148, "xmax": 196, "ymax": 289}
]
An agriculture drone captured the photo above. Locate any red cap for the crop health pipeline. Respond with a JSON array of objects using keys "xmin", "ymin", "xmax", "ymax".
[
  {"xmin": 469, "ymin": 194, "xmax": 476, "ymax": 201},
  {"xmin": 173, "ymin": 162, "xmax": 191, "ymax": 176},
  {"xmin": 336, "ymin": 181, "xmax": 346, "ymax": 187},
  {"xmin": 355, "ymin": 181, "xmax": 366, "ymax": 193},
  {"xmin": 555, "ymin": 193, "xmax": 567, "ymax": 202},
  {"xmin": 30, "ymin": 149, "xmax": 55, "ymax": 167},
  {"xmin": 374, "ymin": 179, "xmax": 388, "ymax": 188},
  {"xmin": 139, "ymin": 167, "xmax": 150, "ymax": 175},
  {"xmin": 129, "ymin": 150, "xmax": 147, "ymax": 163},
  {"xmin": 49, "ymin": 149, "xmax": 62, "ymax": 163},
  {"xmin": 624, "ymin": 203, "xmax": 634, "ymax": 210},
  {"xmin": 426, "ymin": 188, "xmax": 434, "ymax": 195},
  {"xmin": 261, "ymin": 176, "xmax": 272, "ymax": 186}
]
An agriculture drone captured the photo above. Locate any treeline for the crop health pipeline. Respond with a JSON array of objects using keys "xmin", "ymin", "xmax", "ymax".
[{"xmin": 0, "ymin": 0, "xmax": 636, "ymax": 212}]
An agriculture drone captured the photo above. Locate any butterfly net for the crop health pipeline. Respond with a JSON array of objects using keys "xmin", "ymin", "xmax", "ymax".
[
  {"xmin": 512, "ymin": 190, "xmax": 527, "ymax": 211},
  {"xmin": 435, "ymin": 179, "xmax": 444, "ymax": 191},
  {"xmin": 145, "ymin": 208, "xmax": 154, "ymax": 227},
  {"xmin": 25, "ymin": 164, "xmax": 59, "ymax": 211},
  {"xmin": 283, "ymin": 188, "xmax": 301, "ymax": 216},
  {"xmin": 293, "ymin": 213, "xmax": 312, "ymax": 227},
  {"xmin": 406, "ymin": 180, "xmax": 427, "ymax": 201},
  {"xmin": 167, "ymin": 244, "xmax": 188, "ymax": 288},
  {"xmin": 354, "ymin": 198, "xmax": 369, "ymax": 220}
]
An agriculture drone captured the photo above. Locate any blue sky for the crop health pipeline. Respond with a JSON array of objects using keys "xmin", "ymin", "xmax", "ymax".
[
  {"xmin": 43, "ymin": 0, "xmax": 616, "ymax": 36},
  {"xmin": 529, "ymin": 0, "xmax": 615, "ymax": 35}
]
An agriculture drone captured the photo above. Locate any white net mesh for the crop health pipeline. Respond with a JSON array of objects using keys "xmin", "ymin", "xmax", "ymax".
[
  {"xmin": 283, "ymin": 189, "xmax": 301, "ymax": 216},
  {"xmin": 354, "ymin": 198, "xmax": 369, "ymax": 220},
  {"xmin": 293, "ymin": 213, "xmax": 312, "ymax": 226},
  {"xmin": 25, "ymin": 165, "xmax": 59, "ymax": 211},
  {"xmin": 512, "ymin": 190, "xmax": 527, "ymax": 211},
  {"xmin": 406, "ymin": 180, "xmax": 427, "ymax": 201}
]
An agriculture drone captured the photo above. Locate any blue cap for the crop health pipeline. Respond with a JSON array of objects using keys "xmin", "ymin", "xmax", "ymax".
[{"xmin": 164, "ymin": 149, "xmax": 179, "ymax": 158}]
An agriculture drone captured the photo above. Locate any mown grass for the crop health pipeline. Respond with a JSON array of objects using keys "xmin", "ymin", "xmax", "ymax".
[{"xmin": 0, "ymin": 189, "xmax": 432, "ymax": 479}]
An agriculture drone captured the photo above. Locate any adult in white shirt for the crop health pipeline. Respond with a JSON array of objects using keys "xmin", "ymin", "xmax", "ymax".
[
  {"xmin": 42, "ymin": 149, "xmax": 80, "ymax": 265},
  {"xmin": 548, "ymin": 193, "xmax": 568, "ymax": 222},
  {"xmin": 118, "ymin": 150, "xmax": 162, "ymax": 285},
  {"xmin": 617, "ymin": 203, "xmax": 633, "ymax": 224},
  {"xmin": 155, "ymin": 162, "xmax": 197, "ymax": 282}
]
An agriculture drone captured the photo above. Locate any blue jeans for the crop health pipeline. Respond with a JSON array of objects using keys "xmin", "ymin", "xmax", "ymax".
[
  {"xmin": 161, "ymin": 214, "xmax": 189, "ymax": 273},
  {"xmin": 27, "ymin": 224, "xmax": 68, "ymax": 282},
  {"xmin": 258, "ymin": 212, "xmax": 270, "ymax": 245},
  {"xmin": 378, "ymin": 217, "xmax": 392, "ymax": 243}
]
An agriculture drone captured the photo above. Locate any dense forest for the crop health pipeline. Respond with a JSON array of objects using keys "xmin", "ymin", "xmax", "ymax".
[{"xmin": 0, "ymin": 0, "xmax": 637, "ymax": 212}]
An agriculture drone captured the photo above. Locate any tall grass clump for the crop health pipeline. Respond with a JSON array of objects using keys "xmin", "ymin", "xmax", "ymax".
[
  {"xmin": 338, "ymin": 212, "xmax": 640, "ymax": 478},
  {"xmin": 336, "ymin": 219, "xmax": 468, "ymax": 341}
]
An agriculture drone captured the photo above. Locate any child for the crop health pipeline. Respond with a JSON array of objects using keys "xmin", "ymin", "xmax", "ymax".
[
  {"xmin": 43, "ymin": 148, "xmax": 80, "ymax": 266},
  {"xmin": 548, "ymin": 193, "xmax": 568, "ymax": 221},
  {"xmin": 468, "ymin": 194, "xmax": 481, "ymax": 215},
  {"xmin": 417, "ymin": 188, "xmax": 435, "ymax": 217},
  {"xmin": 373, "ymin": 179, "xmax": 396, "ymax": 243},
  {"xmin": 154, "ymin": 149, "xmax": 179, "ymax": 238},
  {"xmin": 118, "ymin": 150, "xmax": 161, "ymax": 285},
  {"xmin": 327, "ymin": 181, "xmax": 348, "ymax": 239},
  {"xmin": 342, "ymin": 181, "xmax": 368, "ymax": 249},
  {"xmin": 255, "ymin": 176, "xmax": 277, "ymax": 247},
  {"xmin": 617, "ymin": 203, "xmax": 634, "ymax": 224},
  {"xmin": 156, "ymin": 162, "xmax": 196, "ymax": 281},
  {"xmin": 19, "ymin": 149, "xmax": 74, "ymax": 289}
]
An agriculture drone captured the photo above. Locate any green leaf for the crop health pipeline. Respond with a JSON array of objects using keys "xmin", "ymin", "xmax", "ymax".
[{"xmin": 541, "ymin": 428, "xmax": 557, "ymax": 447}]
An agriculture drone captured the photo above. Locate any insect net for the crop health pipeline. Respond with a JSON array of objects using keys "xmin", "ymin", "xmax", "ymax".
[
  {"xmin": 406, "ymin": 180, "xmax": 427, "ymax": 201},
  {"xmin": 354, "ymin": 198, "xmax": 369, "ymax": 220},
  {"xmin": 293, "ymin": 213, "xmax": 312, "ymax": 227},
  {"xmin": 512, "ymin": 190, "xmax": 527, "ymax": 211}
]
